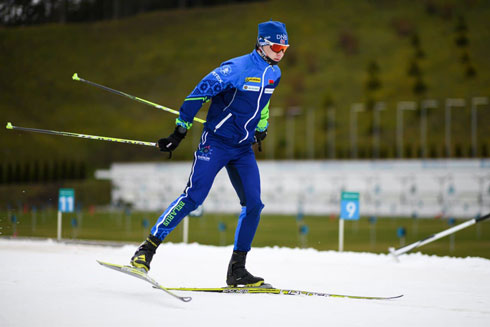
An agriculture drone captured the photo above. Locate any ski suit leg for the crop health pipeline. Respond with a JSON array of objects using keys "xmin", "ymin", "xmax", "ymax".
[
  {"xmin": 151, "ymin": 132, "xmax": 228, "ymax": 240},
  {"xmin": 226, "ymin": 146, "xmax": 264, "ymax": 252}
]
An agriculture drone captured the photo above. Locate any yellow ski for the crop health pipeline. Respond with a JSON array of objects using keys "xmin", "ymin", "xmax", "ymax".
[
  {"xmin": 97, "ymin": 260, "xmax": 191, "ymax": 303},
  {"xmin": 165, "ymin": 286, "xmax": 403, "ymax": 300}
]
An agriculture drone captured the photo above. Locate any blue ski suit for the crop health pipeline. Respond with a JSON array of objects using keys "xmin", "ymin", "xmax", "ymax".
[{"xmin": 151, "ymin": 50, "xmax": 281, "ymax": 252}]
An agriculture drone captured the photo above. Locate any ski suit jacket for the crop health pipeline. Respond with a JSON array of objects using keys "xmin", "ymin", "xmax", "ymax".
[{"xmin": 177, "ymin": 50, "xmax": 281, "ymax": 145}]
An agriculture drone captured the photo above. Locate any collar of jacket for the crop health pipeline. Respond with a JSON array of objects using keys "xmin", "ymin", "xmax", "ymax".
[{"xmin": 250, "ymin": 49, "xmax": 272, "ymax": 68}]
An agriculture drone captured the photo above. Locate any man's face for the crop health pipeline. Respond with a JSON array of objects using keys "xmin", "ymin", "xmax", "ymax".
[{"xmin": 262, "ymin": 45, "xmax": 285, "ymax": 63}]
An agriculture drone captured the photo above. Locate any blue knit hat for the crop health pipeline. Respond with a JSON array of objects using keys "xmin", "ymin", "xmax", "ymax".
[{"xmin": 257, "ymin": 20, "xmax": 288, "ymax": 46}]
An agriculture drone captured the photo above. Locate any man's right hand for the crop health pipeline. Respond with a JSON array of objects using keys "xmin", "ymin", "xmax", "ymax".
[{"xmin": 158, "ymin": 126, "xmax": 187, "ymax": 157}]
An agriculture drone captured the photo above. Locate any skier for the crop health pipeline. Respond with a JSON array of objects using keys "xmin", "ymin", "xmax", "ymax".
[{"xmin": 130, "ymin": 20, "xmax": 289, "ymax": 287}]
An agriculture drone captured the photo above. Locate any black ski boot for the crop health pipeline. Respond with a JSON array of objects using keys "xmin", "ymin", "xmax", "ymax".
[
  {"xmin": 226, "ymin": 250, "xmax": 264, "ymax": 287},
  {"xmin": 130, "ymin": 234, "xmax": 161, "ymax": 272}
]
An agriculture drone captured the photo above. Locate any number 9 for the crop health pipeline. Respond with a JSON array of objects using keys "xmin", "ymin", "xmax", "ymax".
[{"xmin": 346, "ymin": 202, "xmax": 356, "ymax": 218}]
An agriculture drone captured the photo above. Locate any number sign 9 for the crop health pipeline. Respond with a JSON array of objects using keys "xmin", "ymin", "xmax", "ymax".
[{"xmin": 340, "ymin": 192, "xmax": 359, "ymax": 220}]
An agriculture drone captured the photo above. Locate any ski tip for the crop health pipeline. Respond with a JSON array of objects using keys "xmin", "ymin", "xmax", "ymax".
[
  {"xmin": 95, "ymin": 259, "xmax": 108, "ymax": 266},
  {"xmin": 6, "ymin": 122, "xmax": 13, "ymax": 130},
  {"xmin": 153, "ymin": 286, "xmax": 193, "ymax": 302},
  {"xmin": 379, "ymin": 294, "xmax": 404, "ymax": 300},
  {"xmin": 96, "ymin": 260, "xmax": 115, "ymax": 267}
]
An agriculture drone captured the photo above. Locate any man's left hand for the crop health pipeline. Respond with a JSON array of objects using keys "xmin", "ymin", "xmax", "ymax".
[{"xmin": 254, "ymin": 130, "xmax": 267, "ymax": 152}]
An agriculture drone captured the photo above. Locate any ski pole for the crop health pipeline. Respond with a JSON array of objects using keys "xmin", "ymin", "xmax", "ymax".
[
  {"xmin": 388, "ymin": 212, "xmax": 490, "ymax": 261},
  {"xmin": 6, "ymin": 122, "xmax": 157, "ymax": 148},
  {"xmin": 72, "ymin": 73, "xmax": 206, "ymax": 124}
]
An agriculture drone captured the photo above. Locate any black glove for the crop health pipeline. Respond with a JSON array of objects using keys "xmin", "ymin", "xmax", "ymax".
[
  {"xmin": 158, "ymin": 126, "xmax": 187, "ymax": 158},
  {"xmin": 254, "ymin": 129, "xmax": 267, "ymax": 152}
]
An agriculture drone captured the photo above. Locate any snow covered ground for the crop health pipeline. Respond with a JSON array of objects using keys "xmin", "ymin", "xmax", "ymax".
[{"xmin": 1, "ymin": 239, "xmax": 489, "ymax": 327}]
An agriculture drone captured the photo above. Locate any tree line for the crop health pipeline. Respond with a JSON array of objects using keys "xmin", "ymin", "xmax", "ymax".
[
  {"xmin": 1, "ymin": 0, "xmax": 265, "ymax": 26},
  {"xmin": 0, "ymin": 160, "xmax": 87, "ymax": 184}
]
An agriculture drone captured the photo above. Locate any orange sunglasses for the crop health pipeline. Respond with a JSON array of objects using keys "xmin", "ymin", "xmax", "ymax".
[{"xmin": 263, "ymin": 39, "xmax": 289, "ymax": 53}]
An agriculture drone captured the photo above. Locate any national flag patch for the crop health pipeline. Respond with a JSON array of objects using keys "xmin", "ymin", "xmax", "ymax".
[{"xmin": 268, "ymin": 79, "xmax": 274, "ymax": 85}]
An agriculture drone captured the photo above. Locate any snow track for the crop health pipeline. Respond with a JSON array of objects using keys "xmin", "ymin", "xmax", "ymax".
[{"xmin": 1, "ymin": 239, "xmax": 489, "ymax": 326}]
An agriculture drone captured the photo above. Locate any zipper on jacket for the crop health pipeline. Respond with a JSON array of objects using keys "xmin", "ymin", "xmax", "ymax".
[
  {"xmin": 239, "ymin": 65, "xmax": 271, "ymax": 143},
  {"xmin": 214, "ymin": 112, "xmax": 232, "ymax": 132}
]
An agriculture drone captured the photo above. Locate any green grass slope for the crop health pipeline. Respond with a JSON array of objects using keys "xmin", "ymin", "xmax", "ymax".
[
  {"xmin": 2, "ymin": 210, "xmax": 489, "ymax": 259},
  {"xmin": 1, "ymin": 0, "xmax": 489, "ymax": 168}
]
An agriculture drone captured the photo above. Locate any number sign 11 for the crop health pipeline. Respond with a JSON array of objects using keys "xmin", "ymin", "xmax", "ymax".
[{"xmin": 59, "ymin": 188, "xmax": 75, "ymax": 213}]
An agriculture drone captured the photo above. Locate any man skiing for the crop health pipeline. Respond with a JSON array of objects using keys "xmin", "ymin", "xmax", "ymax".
[{"xmin": 130, "ymin": 20, "xmax": 289, "ymax": 287}]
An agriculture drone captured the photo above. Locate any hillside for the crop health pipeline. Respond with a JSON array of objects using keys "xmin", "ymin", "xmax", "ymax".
[{"xmin": 1, "ymin": 0, "xmax": 489, "ymax": 172}]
